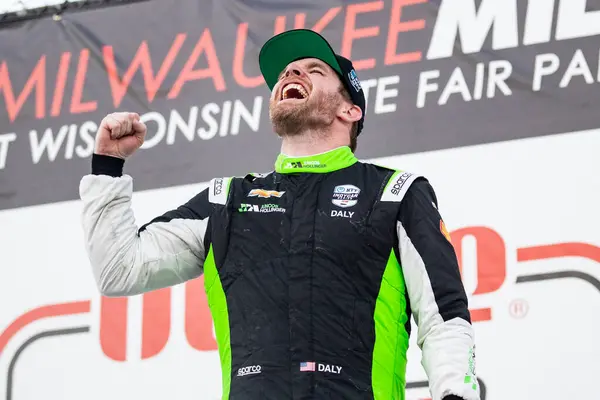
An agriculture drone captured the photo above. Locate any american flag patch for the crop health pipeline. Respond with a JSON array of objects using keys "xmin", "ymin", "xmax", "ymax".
[{"xmin": 300, "ymin": 362, "xmax": 316, "ymax": 372}]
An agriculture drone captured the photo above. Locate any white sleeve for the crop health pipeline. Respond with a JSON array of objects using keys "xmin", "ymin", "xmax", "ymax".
[
  {"xmin": 388, "ymin": 172, "xmax": 479, "ymax": 400},
  {"xmin": 398, "ymin": 223, "xmax": 478, "ymax": 400},
  {"xmin": 79, "ymin": 174, "xmax": 208, "ymax": 297}
]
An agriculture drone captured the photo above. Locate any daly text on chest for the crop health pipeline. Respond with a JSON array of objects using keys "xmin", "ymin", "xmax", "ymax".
[{"xmin": 318, "ymin": 364, "xmax": 342, "ymax": 374}]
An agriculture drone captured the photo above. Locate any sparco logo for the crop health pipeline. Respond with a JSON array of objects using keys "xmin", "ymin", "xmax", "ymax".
[
  {"xmin": 214, "ymin": 178, "xmax": 223, "ymax": 196},
  {"xmin": 391, "ymin": 172, "xmax": 412, "ymax": 195},
  {"xmin": 237, "ymin": 365, "xmax": 262, "ymax": 377}
]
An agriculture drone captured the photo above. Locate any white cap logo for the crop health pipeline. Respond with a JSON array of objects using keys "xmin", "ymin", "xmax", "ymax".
[{"xmin": 348, "ymin": 69, "xmax": 362, "ymax": 92}]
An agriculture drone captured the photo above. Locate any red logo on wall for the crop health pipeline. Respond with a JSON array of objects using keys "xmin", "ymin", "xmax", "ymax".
[{"xmin": 99, "ymin": 277, "xmax": 217, "ymax": 361}]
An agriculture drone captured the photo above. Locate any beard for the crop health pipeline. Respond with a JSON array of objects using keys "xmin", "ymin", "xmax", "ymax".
[{"xmin": 269, "ymin": 89, "xmax": 342, "ymax": 138}]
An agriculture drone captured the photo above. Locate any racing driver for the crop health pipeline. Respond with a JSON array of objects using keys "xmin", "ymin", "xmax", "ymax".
[{"xmin": 79, "ymin": 29, "xmax": 479, "ymax": 400}]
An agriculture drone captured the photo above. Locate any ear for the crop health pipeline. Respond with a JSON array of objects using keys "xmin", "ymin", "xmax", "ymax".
[{"xmin": 337, "ymin": 103, "xmax": 362, "ymax": 124}]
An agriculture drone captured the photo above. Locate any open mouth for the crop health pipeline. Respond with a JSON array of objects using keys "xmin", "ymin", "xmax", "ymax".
[{"xmin": 280, "ymin": 83, "xmax": 309, "ymax": 101}]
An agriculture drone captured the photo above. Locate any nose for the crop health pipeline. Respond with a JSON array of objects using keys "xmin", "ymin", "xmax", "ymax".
[{"xmin": 283, "ymin": 63, "xmax": 305, "ymax": 79}]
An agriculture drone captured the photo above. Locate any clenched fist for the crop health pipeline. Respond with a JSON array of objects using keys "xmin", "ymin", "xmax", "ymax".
[{"xmin": 94, "ymin": 112, "xmax": 147, "ymax": 159}]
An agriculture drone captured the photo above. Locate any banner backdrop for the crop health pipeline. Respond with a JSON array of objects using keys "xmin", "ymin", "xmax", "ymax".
[
  {"xmin": 1, "ymin": 1, "xmax": 600, "ymax": 400},
  {"xmin": 1, "ymin": 0, "xmax": 600, "ymax": 209}
]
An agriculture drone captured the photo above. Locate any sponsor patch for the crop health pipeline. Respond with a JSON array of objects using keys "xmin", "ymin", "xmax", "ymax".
[
  {"xmin": 380, "ymin": 171, "xmax": 419, "ymax": 203},
  {"xmin": 331, "ymin": 210, "xmax": 354, "ymax": 218},
  {"xmin": 332, "ymin": 184, "xmax": 360, "ymax": 208},
  {"xmin": 214, "ymin": 178, "xmax": 223, "ymax": 196},
  {"xmin": 465, "ymin": 346, "xmax": 477, "ymax": 390},
  {"xmin": 299, "ymin": 362, "xmax": 343, "ymax": 374},
  {"xmin": 248, "ymin": 189, "xmax": 285, "ymax": 198},
  {"xmin": 209, "ymin": 177, "xmax": 231, "ymax": 205},
  {"xmin": 239, "ymin": 204, "xmax": 259, "ymax": 213},
  {"xmin": 239, "ymin": 203, "xmax": 286, "ymax": 213},
  {"xmin": 237, "ymin": 365, "xmax": 262, "ymax": 377},
  {"xmin": 440, "ymin": 219, "xmax": 451, "ymax": 242},
  {"xmin": 300, "ymin": 361, "xmax": 316, "ymax": 372},
  {"xmin": 390, "ymin": 172, "xmax": 412, "ymax": 196},
  {"xmin": 318, "ymin": 363, "xmax": 343, "ymax": 374},
  {"xmin": 348, "ymin": 69, "xmax": 362, "ymax": 92},
  {"xmin": 285, "ymin": 160, "xmax": 326, "ymax": 169}
]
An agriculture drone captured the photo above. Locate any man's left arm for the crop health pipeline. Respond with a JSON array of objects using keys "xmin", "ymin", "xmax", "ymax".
[{"xmin": 396, "ymin": 177, "xmax": 479, "ymax": 400}]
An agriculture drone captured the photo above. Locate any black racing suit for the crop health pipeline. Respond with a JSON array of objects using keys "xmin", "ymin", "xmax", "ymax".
[{"xmin": 80, "ymin": 146, "xmax": 479, "ymax": 400}]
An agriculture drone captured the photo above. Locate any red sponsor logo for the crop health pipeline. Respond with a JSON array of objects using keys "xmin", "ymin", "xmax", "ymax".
[
  {"xmin": 99, "ymin": 276, "xmax": 217, "ymax": 361},
  {"xmin": 447, "ymin": 226, "xmax": 505, "ymax": 323}
]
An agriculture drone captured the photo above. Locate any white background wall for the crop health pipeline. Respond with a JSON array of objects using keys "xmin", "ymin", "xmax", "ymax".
[{"xmin": 1, "ymin": 128, "xmax": 598, "ymax": 399}]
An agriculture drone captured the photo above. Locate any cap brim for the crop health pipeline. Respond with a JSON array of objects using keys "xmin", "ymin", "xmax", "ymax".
[{"xmin": 259, "ymin": 29, "xmax": 343, "ymax": 90}]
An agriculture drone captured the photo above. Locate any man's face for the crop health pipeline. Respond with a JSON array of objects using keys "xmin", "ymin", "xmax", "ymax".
[{"xmin": 269, "ymin": 58, "xmax": 346, "ymax": 137}]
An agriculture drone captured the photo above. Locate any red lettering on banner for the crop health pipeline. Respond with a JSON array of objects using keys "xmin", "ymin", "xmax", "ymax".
[
  {"xmin": 385, "ymin": 0, "xmax": 427, "ymax": 65},
  {"xmin": 0, "ymin": 56, "xmax": 46, "ymax": 123},
  {"xmin": 100, "ymin": 288, "xmax": 172, "ymax": 361},
  {"xmin": 296, "ymin": 8, "xmax": 342, "ymax": 32},
  {"xmin": 104, "ymin": 34, "xmax": 186, "ymax": 107},
  {"xmin": 469, "ymin": 307, "xmax": 492, "ymax": 322},
  {"xmin": 71, "ymin": 49, "xmax": 98, "ymax": 114},
  {"xmin": 274, "ymin": 16, "xmax": 287, "ymax": 35},
  {"xmin": 238, "ymin": 7, "xmax": 343, "ymax": 89},
  {"xmin": 100, "ymin": 297, "xmax": 127, "ymax": 362},
  {"xmin": 517, "ymin": 242, "xmax": 600, "ymax": 264},
  {"xmin": 451, "ymin": 226, "xmax": 507, "ymax": 295},
  {"xmin": 312, "ymin": 8, "xmax": 342, "ymax": 33},
  {"xmin": 293, "ymin": 13, "xmax": 307, "ymax": 28},
  {"xmin": 99, "ymin": 278, "xmax": 215, "ymax": 361},
  {"xmin": 233, "ymin": 23, "xmax": 264, "ymax": 89},
  {"xmin": 50, "ymin": 52, "xmax": 71, "ymax": 117},
  {"xmin": 273, "ymin": 8, "xmax": 340, "ymax": 35},
  {"xmin": 0, "ymin": 301, "xmax": 91, "ymax": 356},
  {"xmin": 168, "ymin": 29, "xmax": 226, "ymax": 98},
  {"xmin": 141, "ymin": 288, "xmax": 172, "ymax": 359},
  {"xmin": 341, "ymin": 1, "xmax": 384, "ymax": 70},
  {"xmin": 186, "ymin": 276, "xmax": 218, "ymax": 351},
  {"xmin": 272, "ymin": 14, "xmax": 305, "ymax": 33}
]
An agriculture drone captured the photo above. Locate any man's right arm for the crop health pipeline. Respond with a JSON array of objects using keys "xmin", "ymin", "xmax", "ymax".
[{"xmin": 80, "ymin": 154, "xmax": 210, "ymax": 297}]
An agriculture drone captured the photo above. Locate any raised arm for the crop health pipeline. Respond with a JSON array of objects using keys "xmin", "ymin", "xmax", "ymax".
[
  {"xmin": 79, "ymin": 112, "xmax": 209, "ymax": 297},
  {"xmin": 396, "ymin": 178, "xmax": 479, "ymax": 400}
]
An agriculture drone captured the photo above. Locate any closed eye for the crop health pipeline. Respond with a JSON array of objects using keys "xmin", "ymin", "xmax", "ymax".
[{"xmin": 310, "ymin": 69, "xmax": 324, "ymax": 75}]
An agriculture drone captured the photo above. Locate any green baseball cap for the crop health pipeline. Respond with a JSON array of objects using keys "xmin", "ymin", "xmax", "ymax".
[{"xmin": 258, "ymin": 29, "xmax": 366, "ymax": 135}]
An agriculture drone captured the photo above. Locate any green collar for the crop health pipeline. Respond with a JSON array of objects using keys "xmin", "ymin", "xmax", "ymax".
[{"xmin": 275, "ymin": 146, "xmax": 358, "ymax": 174}]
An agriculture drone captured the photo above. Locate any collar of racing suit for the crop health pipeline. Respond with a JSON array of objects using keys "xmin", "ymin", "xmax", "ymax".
[{"xmin": 274, "ymin": 146, "xmax": 358, "ymax": 174}]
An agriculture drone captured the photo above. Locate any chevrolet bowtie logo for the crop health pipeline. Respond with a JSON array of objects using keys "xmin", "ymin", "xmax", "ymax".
[{"xmin": 248, "ymin": 189, "xmax": 286, "ymax": 198}]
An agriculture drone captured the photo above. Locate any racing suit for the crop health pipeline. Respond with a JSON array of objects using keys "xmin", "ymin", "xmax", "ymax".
[{"xmin": 80, "ymin": 146, "xmax": 479, "ymax": 400}]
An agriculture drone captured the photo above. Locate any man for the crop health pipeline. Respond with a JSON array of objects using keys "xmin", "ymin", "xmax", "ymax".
[{"xmin": 80, "ymin": 29, "xmax": 478, "ymax": 400}]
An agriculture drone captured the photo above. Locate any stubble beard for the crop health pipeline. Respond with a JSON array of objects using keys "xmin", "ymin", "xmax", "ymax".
[{"xmin": 269, "ymin": 90, "xmax": 342, "ymax": 138}]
